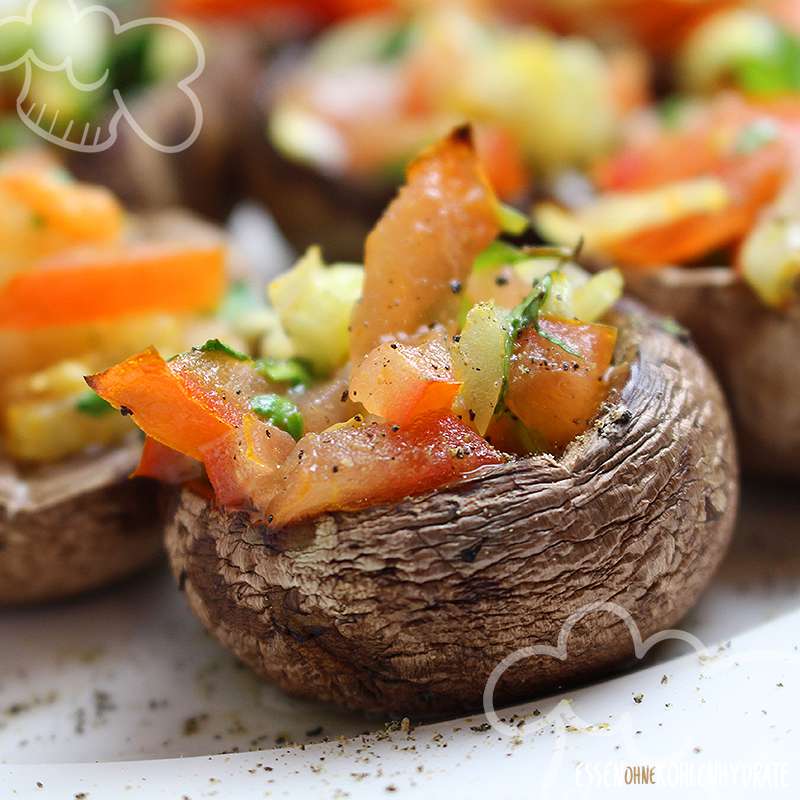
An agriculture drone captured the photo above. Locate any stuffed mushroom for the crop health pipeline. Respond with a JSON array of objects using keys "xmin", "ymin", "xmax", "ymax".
[
  {"xmin": 536, "ymin": 88, "xmax": 800, "ymax": 479},
  {"xmin": 253, "ymin": 4, "xmax": 647, "ymax": 259},
  {"xmin": 0, "ymin": 152, "xmax": 231, "ymax": 604},
  {"xmin": 89, "ymin": 129, "xmax": 737, "ymax": 714}
]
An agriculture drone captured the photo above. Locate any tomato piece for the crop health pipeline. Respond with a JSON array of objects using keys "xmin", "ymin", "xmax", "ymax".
[
  {"xmin": 606, "ymin": 48, "xmax": 649, "ymax": 115},
  {"xmin": 201, "ymin": 413, "xmax": 295, "ymax": 508},
  {"xmin": 0, "ymin": 242, "xmax": 226, "ymax": 329},
  {"xmin": 268, "ymin": 410, "xmax": 505, "ymax": 526},
  {"xmin": 350, "ymin": 127, "xmax": 500, "ymax": 360},
  {"xmin": 604, "ymin": 140, "xmax": 787, "ymax": 266},
  {"xmin": 292, "ymin": 369, "xmax": 362, "ymax": 434},
  {"xmin": 133, "ymin": 437, "xmax": 202, "ymax": 484},
  {"xmin": 86, "ymin": 347, "xmax": 235, "ymax": 461},
  {"xmin": 505, "ymin": 315, "xmax": 617, "ymax": 453},
  {"xmin": 160, "ymin": 0, "xmax": 388, "ymax": 21},
  {"xmin": 594, "ymin": 128, "xmax": 723, "ymax": 192},
  {"xmin": 349, "ymin": 333, "xmax": 460, "ymax": 424},
  {"xmin": 593, "ymin": 96, "xmax": 782, "ymax": 192},
  {"xmin": 475, "ymin": 125, "xmax": 531, "ymax": 201},
  {"xmin": 466, "ymin": 264, "xmax": 533, "ymax": 309},
  {"xmin": 169, "ymin": 348, "xmax": 275, "ymax": 428}
]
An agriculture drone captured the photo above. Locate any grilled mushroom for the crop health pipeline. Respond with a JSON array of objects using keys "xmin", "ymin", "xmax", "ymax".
[
  {"xmin": 164, "ymin": 302, "xmax": 738, "ymax": 716},
  {"xmin": 0, "ymin": 211, "xmax": 228, "ymax": 605},
  {"xmin": 0, "ymin": 440, "xmax": 160, "ymax": 605},
  {"xmin": 625, "ymin": 266, "xmax": 800, "ymax": 480}
]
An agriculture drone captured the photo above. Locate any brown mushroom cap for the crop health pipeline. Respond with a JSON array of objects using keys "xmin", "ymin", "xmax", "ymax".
[
  {"xmin": 0, "ymin": 439, "xmax": 161, "ymax": 605},
  {"xmin": 624, "ymin": 267, "xmax": 800, "ymax": 480},
  {"xmin": 165, "ymin": 303, "xmax": 738, "ymax": 716}
]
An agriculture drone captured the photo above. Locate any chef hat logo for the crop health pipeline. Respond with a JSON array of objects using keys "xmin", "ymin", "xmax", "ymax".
[
  {"xmin": 0, "ymin": 0, "xmax": 204, "ymax": 153},
  {"xmin": 482, "ymin": 601, "xmax": 708, "ymax": 739}
]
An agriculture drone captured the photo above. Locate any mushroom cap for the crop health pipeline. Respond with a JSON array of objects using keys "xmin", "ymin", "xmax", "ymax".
[
  {"xmin": 0, "ymin": 439, "xmax": 161, "ymax": 605},
  {"xmin": 625, "ymin": 266, "xmax": 800, "ymax": 480},
  {"xmin": 165, "ymin": 303, "xmax": 738, "ymax": 716}
]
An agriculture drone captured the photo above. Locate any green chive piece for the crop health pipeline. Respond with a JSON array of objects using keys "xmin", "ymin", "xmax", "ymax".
[
  {"xmin": 197, "ymin": 338, "xmax": 249, "ymax": 361},
  {"xmin": 734, "ymin": 28, "xmax": 800, "ymax": 96},
  {"xmin": 75, "ymin": 390, "xmax": 114, "ymax": 417},
  {"xmin": 249, "ymin": 393, "xmax": 304, "ymax": 440},
  {"xmin": 474, "ymin": 240, "xmax": 527, "ymax": 271}
]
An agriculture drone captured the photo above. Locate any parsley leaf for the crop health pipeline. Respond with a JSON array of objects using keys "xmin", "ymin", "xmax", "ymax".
[
  {"xmin": 75, "ymin": 390, "xmax": 114, "ymax": 417},
  {"xmin": 197, "ymin": 339, "xmax": 249, "ymax": 361}
]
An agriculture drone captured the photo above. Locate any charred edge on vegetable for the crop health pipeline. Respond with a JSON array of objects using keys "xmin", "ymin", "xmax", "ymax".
[{"xmin": 450, "ymin": 124, "xmax": 474, "ymax": 148}]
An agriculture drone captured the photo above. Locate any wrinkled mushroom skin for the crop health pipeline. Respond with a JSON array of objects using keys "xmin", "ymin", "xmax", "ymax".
[
  {"xmin": 0, "ymin": 443, "xmax": 162, "ymax": 605},
  {"xmin": 625, "ymin": 267, "xmax": 800, "ymax": 480},
  {"xmin": 165, "ymin": 305, "xmax": 737, "ymax": 716}
]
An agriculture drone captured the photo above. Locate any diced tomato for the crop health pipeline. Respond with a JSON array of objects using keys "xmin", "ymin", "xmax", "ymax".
[
  {"xmin": 268, "ymin": 410, "xmax": 505, "ymax": 526},
  {"xmin": 484, "ymin": 411, "xmax": 536, "ymax": 457},
  {"xmin": 292, "ymin": 369, "xmax": 362, "ymax": 434},
  {"xmin": 606, "ymin": 48, "xmax": 649, "ymax": 115},
  {"xmin": 159, "ymin": 0, "xmax": 388, "ymax": 21},
  {"xmin": 169, "ymin": 348, "xmax": 274, "ymax": 428},
  {"xmin": 201, "ymin": 413, "xmax": 294, "ymax": 508},
  {"xmin": 133, "ymin": 437, "xmax": 202, "ymax": 484},
  {"xmin": 593, "ymin": 96, "xmax": 780, "ymax": 193},
  {"xmin": 475, "ymin": 125, "xmax": 532, "ymax": 201},
  {"xmin": 594, "ymin": 128, "xmax": 723, "ymax": 192},
  {"xmin": 0, "ymin": 242, "xmax": 226, "ymax": 329},
  {"xmin": 604, "ymin": 140, "xmax": 788, "ymax": 266},
  {"xmin": 349, "ymin": 333, "xmax": 461, "ymax": 424},
  {"xmin": 505, "ymin": 315, "xmax": 617, "ymax": 453},
  {"xmin": 349, "ymin": 127, "xmax": 500, "ymax": 360},
  {"xmin": 466, "ymin": 264, "xmax": 532, "ymax": 309},
  {"xmin": 86, "ymin": 347, "xmax": 235, "ymax": 461}
]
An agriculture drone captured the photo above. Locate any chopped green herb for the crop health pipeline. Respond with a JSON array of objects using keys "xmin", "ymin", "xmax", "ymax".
[
  {"xmin": 658, "ymin": 96, "xmax": 687, "ymax": 129},
  {"xmin": 378, "ymin": 22, "xmax": 414, "ymax": 61},
  {"xmin": 75, "ymin": 390, "xmax": 113, "ymax": 417},
  {"xmin": 249, "ymin": 394, "xmax": 304, "ymax": 440},
  {"xmin": 218, "ymin": 281, "xmax": 261, "ymax": 323},
  {"xmin": 255, "ymin": 357, "xmax": 313, "ymax": 388},
  {"xmin": 474, "ymin": 241, "xmax": 527, "ymax": 271},
  {"xmin": 660, "ymin": 317, "xmax": 690, "ymax": 340},
  {"xmin": 197, "ymin": 339, "xmax": 249, "ymax": 361},
  {"xmin": 492, "ymin": 271, "xmax": 583, "ymax": 420},
  {"xmin": 734, "ymin": 28, "xmax": 800, "ymax": 96},
  {"xmin": 734, "ymin": 118, "xmax": 779, "ymax": 155},
  {"xmin": 505, "ymin": 273, "xmax": 582, "ymax": 371},
  {"xmin": 474, "ymin": 241, "xmax": 573, "ymax": 272}
]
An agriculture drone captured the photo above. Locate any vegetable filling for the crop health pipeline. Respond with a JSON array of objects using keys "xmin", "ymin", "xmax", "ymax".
[{"xmin": 88, "ymin": 129, "xmax": 622, "ymax": 525}]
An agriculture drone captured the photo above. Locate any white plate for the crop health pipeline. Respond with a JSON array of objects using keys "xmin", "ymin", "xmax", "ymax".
[{"xmin": 2, "ymin": 482, "xmax": 799, "ymax": 798}]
